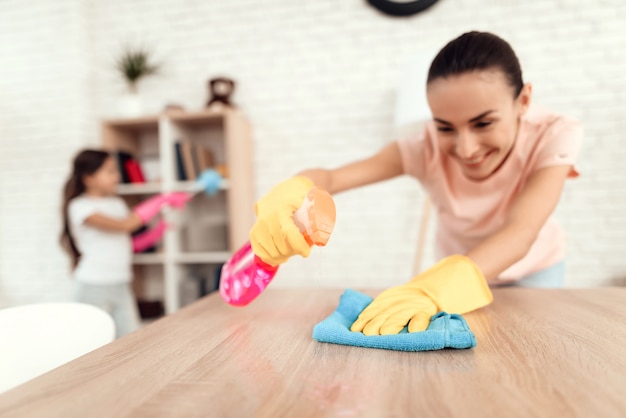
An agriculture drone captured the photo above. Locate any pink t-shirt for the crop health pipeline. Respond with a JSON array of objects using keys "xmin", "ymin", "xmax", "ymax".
[{"xmin": 398, "ymin": 104, "xmax": 583, "ymax": 280}]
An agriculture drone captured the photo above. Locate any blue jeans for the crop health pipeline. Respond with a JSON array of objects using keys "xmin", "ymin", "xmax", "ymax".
[{"xmin": 515, "ymin": 261, "xmax": 565, "ymax": 288}]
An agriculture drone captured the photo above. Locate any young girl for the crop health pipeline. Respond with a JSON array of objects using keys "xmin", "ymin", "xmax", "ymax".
[
  {"xmin": 60, "ymin": 150, "xmax": 188, "ymax": 337},
  {"xmin": 249, "ymin": 31, "xmax": 582, "ymax": 336}
]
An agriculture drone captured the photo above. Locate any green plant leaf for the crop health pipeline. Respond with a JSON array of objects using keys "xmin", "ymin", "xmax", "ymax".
[{"xmin": 116, "ymin": 45, "xmax": 161, "ymax": 84}]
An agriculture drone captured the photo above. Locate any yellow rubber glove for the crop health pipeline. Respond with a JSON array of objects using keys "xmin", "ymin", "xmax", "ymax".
[
  {"xmin": 250, "ymin": 176, "xmax": 314, "ymax": 265},
  {"xmin": 350, "ymin": 255, "xmax": 493, "ymax": 336}
]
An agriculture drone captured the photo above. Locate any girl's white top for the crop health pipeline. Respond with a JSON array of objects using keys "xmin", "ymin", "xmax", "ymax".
[{"xmin": 69, "ymin": 195, "xmax": 132, "ymax": 284}]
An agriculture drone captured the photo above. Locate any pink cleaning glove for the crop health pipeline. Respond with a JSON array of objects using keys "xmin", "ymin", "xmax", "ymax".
[
  {"xmin": 133, "ymin": 192, "xmax": 191, "ymax": 224},
  {"xmin": 132, "ymin": 220, "xmax": 168, "ymax": 253},
  {"xmin": 164, "ymin": 191, "xmax": 191, "ymax": 209}
]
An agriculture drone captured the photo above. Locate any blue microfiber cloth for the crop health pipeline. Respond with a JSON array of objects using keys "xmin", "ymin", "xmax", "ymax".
[{"xmin": 312, "ymin": 289, "xmax": 476, "ymax": 351}]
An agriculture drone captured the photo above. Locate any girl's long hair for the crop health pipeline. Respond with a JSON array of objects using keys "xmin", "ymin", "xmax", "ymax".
[{"xmin": 60, "ymin": 149, "xmax": 110, "ymax": 269}]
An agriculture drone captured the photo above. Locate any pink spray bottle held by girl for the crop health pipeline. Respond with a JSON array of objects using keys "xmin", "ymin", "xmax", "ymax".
[{"xmin": 220, "ymin": 187, "xmax": 336, "ymax": 307}]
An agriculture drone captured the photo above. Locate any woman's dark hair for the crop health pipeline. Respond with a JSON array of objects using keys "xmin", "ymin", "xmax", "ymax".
[
  {"xmin": 60, "ymin": 149, "xmax": 110, "ymax": 269},
  {"xmin": 427, "ymin": 31, "xmax": 524, "ymax": 97}
]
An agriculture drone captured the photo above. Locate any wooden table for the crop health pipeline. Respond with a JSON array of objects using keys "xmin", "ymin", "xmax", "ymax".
[{"xmin": 1, "ymin": 288, "xmax": 625, "ymax": 417}]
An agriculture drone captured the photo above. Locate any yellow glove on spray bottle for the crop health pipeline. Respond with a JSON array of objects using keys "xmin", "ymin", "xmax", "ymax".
[
  {"xmin": 250, "ymin": 176, "xmax": 315, "ymax": 265},
  {"xmin": 350, "ymin": 255, "xmax": 493, "ymax": 335},
  {"xmin": 220, "ymin": 177, "xmax": 336, "ymax": 306}
]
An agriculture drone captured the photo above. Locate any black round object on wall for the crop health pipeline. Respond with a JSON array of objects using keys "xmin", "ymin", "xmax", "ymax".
[{"xmin": 367, "ymin": 0, "xmax": 439, "ymax": 17}]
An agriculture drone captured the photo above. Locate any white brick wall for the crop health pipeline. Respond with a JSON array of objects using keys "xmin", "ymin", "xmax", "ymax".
[
  {"xmin": 1, "ymin": 0, "xmax": 625, "ymax": 306},
  {"xmin": 0, "ymin": 0, "xmax": 98, "ymax": 306}
]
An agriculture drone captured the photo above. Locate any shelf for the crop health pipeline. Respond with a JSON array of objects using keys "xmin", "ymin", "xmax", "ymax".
[
  {"xmin": 117, "ymin": 180, "xmax": 229, "ymax": 195},
  {"xmin": 117, "ymin": 183, "xmax": 162, "ymax": 195},
  {"xmin": 172, "ymin": 179, "xmax": 230, "ymax": 194},
  {"xmin": 134, "ymin": 252, "xmax": 231, "ymax": 265},
  {"xmin": 104, "ymin": 109, "xmax": 228, "ymax": 130},
  {"xmin": 169, "ymin": 108, "xmax": 227, "ymax": 127},
  {"xmin": 133, "ymin": 253, "xmax": 165, "ymax": 265},
  {"xmin": 104, "ymin": 115, "xmax": 160, "ymax": 130},
  {"xmin": 175, "ymin": 252, "xmax": 231, "ymax": 264}
]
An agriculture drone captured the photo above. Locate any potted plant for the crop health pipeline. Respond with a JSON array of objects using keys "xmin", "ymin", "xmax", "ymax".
[{"xmin": 115, "ymin": 45, "xmax": 160, "ymax": 116}]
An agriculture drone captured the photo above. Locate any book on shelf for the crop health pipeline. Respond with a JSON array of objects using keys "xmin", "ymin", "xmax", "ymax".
[
  {"xmin": 115, "ymin": 151, "xmax": 146, "ymax": 184},
  {"xmin": 124, "ymin": 159, "xmax": 146, "ymax": 183},
  {"xmin": 180, "ymin": 140, "xmax": 198, "ymax": 180},
  {"xmin": 114, "ymin": 151, "xmax": 132, "ymax": 183},
  {"xmin": 175, "ymin": 140, "xmax": 217, "ymax": 181},
  {"xmin": 191, "ymin": 143, "xmax": 202, "ymax": 178},
  {"xmin": 174, "ymin": 142, "xmax": 187, "ymax": 181},
  {"xmin": 195, "ymin": 143, "xmax": 215, "ymax": 172}
]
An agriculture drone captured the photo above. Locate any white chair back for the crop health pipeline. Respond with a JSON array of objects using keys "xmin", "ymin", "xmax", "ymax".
[{"xmin": 0, "ymin": 302, "xmax": 115, "ymax": 393}]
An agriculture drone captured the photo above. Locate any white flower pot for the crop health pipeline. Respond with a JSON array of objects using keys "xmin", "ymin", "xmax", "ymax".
[{"xmin": 118, "ymin": 89, "xmax": 143, "ymax": 117}]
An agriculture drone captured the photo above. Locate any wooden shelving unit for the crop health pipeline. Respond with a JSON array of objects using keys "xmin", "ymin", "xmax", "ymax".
[
  {"xmin": 116, "ymin": 180, "xmax": 230, "ymax": 196},
  {"xmin": 174, "ymin": 252, "xmax": 231, "ymax": 264},
  {"xmin": 102, "ymin": 107, "xmax": 254, "ymax": 314},
  {"xmin": 116, "ymin": 183, "xmax": 162, "ymax": 195},
  {"xmin": 132, "ymin": 253, "xmax": 165, "ymax": 265}
]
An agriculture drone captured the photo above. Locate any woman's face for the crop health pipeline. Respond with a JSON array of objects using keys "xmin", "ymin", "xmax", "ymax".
[{"xmin": 426, "ymin": 70, "xmax": 531, "ymax": 180}]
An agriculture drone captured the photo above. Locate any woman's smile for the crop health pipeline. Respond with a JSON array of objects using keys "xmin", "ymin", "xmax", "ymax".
[{"xmin": 459, "ymin": 149, "xmax": 496, "ymax": 169}]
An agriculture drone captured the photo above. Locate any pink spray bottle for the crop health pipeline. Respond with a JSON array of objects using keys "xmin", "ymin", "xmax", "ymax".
[{"xmin": 219, "ymin": 187, "xmax": 336, "ymax": 307}]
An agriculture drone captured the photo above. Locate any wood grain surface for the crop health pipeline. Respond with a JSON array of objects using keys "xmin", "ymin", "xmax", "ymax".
[{"xmin": 0, "ymin": 288, "xmax": 624, "ymax": 418}]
